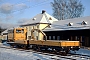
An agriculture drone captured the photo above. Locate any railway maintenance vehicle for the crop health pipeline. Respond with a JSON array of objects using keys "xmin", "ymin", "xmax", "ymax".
[{"xmin": 7, "ymin": 27, "xmax": 80, "ymax": 54}]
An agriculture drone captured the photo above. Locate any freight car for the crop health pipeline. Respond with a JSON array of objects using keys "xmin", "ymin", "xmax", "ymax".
[{"xmin": 7, "ymin": 27, "xmax": 80, "ymax": 54}]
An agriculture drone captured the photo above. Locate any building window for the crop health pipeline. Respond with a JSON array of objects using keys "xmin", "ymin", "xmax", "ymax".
[
  {"xmin": 37, "ymin": 25, "xmax": 39, "ymax": 29},
  {"xmin": 53, "ymin": 36, "xmax": 55, "ymax": 40},
  {"xmin": 57, "ymin": 36, "xmax": 60, "ymax": 40},
  {"xmin": 33, "ymin": 25, "xmax": 36, "ymax": 29},
  {"xmin": 49, "ymin": 36, "xmax": 51, "ymax": 40},
  {"xmin": 33, "ymin": 18, "xmax": 36, "ymax": 20},
  {"xmin": 36, "ymin": 36, "xmax": 38, "ymax": 40},
  {"xmin": 67, "ymin": 22, "xmax": 73, "ymax": 26},
  {"xmin": 28, "ymin": 36, "xmax": 31, "ymax": 39},
  {"xmin": 49, "ymin": 17, "xmax": 52, "ymax": 20},
  {"xmin": 81, "ymin": 21, "xmax": 87, "ymax": 25}
]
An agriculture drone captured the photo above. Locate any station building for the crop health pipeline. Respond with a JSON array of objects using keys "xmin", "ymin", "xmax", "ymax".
[
  {"xmin": 44, "ymin": 16, "xmax": 90, "ymax": 47},
  {"xmin": 21, "ymin": 10, "xmax": 58, "ymax": 40},
  {"xmin": 21, "ymin": 10, "xmax": 90, "ymax": 47}
]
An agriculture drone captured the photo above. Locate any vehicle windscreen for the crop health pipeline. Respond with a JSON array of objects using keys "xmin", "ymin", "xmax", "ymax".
[{"xmin": 16, "ymin": 29, "xmax": 24, "ymax": 33}]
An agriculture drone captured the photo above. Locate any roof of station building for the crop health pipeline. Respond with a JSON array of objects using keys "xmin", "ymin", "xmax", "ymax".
[
  {"xmin": 20, "ymin": 10, "xmax": 58, "ymax": 26},
  {"xmin": 44, "ymin": 16, "xmax": 90, "ymax": 31}
]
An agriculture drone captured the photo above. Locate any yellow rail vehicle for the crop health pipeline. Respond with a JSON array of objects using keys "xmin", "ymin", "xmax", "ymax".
[
  {"xmin": 7, "ymin": 27, "xmax": 80, "ymax": 54},
  {"xmin": 7, "ymin": 28, "xmax": 28, "ymax": 47},
  {"xmin": 8, "ymin": 28, "xmax": 27, "ymax": 41}
]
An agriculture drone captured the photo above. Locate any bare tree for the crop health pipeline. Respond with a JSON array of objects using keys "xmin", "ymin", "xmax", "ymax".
[{"xmin": 51, "ymin": 0, "xmax": 84, "ymax": 20}]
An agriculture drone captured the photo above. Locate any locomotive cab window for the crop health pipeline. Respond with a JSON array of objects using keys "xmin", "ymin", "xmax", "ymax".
[{"xmin": 16, "ymin": 29, "xmax": 24, "ymax": 33}]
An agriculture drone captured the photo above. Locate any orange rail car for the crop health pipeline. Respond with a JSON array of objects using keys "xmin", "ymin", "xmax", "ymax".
[{"xmin": 7, "ymin": 28, "xmax": 80, "ymax": 54}]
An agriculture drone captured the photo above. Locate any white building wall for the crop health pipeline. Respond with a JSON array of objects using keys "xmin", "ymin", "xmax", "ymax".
[{"xmin": 2, "ymin": 35, "xmax": 7, "ymax": 40}]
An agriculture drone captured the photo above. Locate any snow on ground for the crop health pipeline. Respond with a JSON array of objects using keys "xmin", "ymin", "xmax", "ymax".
[
  {"xmin": 70, "ymin": 48, "xmax": 90, "ymax": 57},
  {"xmin": 0, "ymin": 47, "xmax": 68, "ymax": 60},
  {"xmin": 76, "ymin": 48, "xmax": 90, "ymax": 56},
  {"xmin": 0, "ymin": 42, "xmax": 90, "ymax": 60}
]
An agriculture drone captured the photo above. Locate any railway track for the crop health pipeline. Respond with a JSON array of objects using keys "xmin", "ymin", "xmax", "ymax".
[{"xmin": 0, "ymin": 46, "xmax": 90, "ymax": 60}]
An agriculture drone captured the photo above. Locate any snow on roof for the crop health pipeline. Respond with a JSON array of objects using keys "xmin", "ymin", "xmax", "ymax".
[
  {"xmin": 21, "ymin": 10, "xmax": 58, "ymax": 26},
  {"xmin": 1, "ymin": 29, "xmax": 8, "ymax": 35},
  {"xmin": 44, "ymin": 16, "xmax": 90, "ymax": 31},
  {"xmin": 1, "ymin": 26, "xmax": 22, "ymax": 35}
]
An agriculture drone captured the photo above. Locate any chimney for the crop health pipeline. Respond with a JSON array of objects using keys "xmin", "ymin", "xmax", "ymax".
[{"xmin": 42, "ymin": 10, "xmax": 46, "ymax": 14}]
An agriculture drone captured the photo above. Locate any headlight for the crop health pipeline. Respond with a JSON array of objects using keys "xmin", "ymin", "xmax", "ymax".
[{"xmin": 71, "ymin": 47, "xmax": 73, "ymax": 48}]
